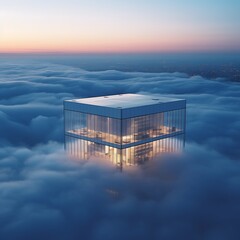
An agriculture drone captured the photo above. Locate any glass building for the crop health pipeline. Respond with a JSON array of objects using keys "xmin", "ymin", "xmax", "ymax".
[{"xmin": 64, "ymin": 94, "xmax": 186, "ymax": 168}]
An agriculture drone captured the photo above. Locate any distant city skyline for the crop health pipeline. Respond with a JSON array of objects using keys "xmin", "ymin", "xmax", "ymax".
[{"xmin": 1, "ymin": 0, "xmax": 240, "ymax": 53}]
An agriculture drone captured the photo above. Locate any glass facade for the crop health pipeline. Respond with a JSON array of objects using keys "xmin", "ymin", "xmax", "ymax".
[
  {"xmin": 65, "ymin": 135, "xmax": 184, "ymax": 166},
  {"xmin": 65, "ymin": 110, "xmax": 185, "ymax": 146},
  {"xmin": 64, "ymin": 105, "xmax": 186, "ymax": 167}
]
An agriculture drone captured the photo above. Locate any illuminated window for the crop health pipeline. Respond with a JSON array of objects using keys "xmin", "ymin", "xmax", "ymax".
[{"xmin": 64, "ymin": 94, "xmax": 186, "ymax": 168}]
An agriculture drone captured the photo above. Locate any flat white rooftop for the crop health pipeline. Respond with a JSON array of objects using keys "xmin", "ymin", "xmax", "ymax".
[
  {"xmin": 64, "ymin": 94, "xmax": 186, "ymax": 118},
  {"xmin": 66, "ymin": 94, "xmax": 184, "ymax": 109}
]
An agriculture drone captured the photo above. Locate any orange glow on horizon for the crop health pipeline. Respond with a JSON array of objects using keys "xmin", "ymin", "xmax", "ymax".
[
  {"xmin": 1, "ymin": 0, "xmax": 240, "ymax": 54},
  {"xmin": 1, "ymin": 37, "xmax": 238, "ymax": 54},
  {"xmin": 1, "ymin": 23, "xmax": 239, "ymax": 54}
]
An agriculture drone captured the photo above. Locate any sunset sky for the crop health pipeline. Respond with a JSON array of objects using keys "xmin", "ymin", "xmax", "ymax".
[{"xmin": 1, "ymin": 0, "xmax": 240, "ymax": 53}]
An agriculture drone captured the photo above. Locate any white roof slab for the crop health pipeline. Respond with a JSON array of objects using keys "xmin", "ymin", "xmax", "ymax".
[{"xmin": 64, "ymin": 94, "xmax": 186, "ymax": 119}]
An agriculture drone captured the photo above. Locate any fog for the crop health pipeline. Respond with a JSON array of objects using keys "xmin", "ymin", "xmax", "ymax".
[{"xmin": 0, "ymin": 58, "xmax": 239, "ymax": 240}]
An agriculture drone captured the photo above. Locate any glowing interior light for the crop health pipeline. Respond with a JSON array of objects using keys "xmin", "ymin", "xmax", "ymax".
[{"xmin": 64, "ymin": 94, "xmax": 186, "ymax": 168}]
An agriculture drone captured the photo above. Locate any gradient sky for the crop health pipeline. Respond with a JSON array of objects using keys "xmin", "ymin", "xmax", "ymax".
[{"xmin": 1, "ymin": 0, "xmax": 240, "ymax": 53}]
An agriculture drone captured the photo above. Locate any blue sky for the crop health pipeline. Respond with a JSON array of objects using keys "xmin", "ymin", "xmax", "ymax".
[{"xmin": 1, "ymin": 0, "xmax": 240, "ymax": 53}]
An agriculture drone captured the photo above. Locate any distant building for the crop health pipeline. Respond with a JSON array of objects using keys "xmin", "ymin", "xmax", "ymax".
[{"xmin": 64, "ymin": 94, "xmax": 186, "ymax": 168}]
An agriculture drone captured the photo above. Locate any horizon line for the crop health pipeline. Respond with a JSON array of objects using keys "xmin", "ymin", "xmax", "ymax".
[{"xmin": 1, "ymin": 50, "xmax": 240, "ymax": 55}]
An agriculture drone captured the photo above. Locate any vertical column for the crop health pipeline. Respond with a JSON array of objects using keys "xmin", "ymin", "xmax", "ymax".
[
  {"xmin": 119, "ymin": 109, "xmax": 123, "ymax": 171},
  {"xmin": 183, "ymin": 107, "xmax": 186, "ymax": 148},
  {"xmin": 64, "ymin": 109, "xmax": 66, "ymax": 150}
]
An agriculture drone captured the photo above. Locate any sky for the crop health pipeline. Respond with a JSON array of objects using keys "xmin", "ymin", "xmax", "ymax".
[
  {"xmin": 0, "ymin": 56, "xmax": 240, "ymax": 239},
  {"xmin": 1, "ymin": 0, "xmax": 240, "ymax": 53},
  {"xmin": 0, "ymin": 1, "xmax": 240, "ymax": 239}
]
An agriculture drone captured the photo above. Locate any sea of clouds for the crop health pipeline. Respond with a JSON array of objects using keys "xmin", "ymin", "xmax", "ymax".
[{"xmin": 0, "ymin": 58, "xmax": 240, "ymax": 240}]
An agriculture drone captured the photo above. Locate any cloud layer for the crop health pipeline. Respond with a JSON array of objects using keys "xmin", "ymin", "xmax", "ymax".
[{"xmin": 0, "ymin": 58, "xmax": 240, "ymax": 240}]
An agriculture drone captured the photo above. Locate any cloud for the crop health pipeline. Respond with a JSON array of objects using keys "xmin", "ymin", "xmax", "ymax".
[
  {"xmin": 0, "ymin": 58, "xmax": 240, "ymax": 240},
  {"xmin": 1, "ymin": 60, "xmax": 239, "ymax": 158},
  {"xmin": 0, "ymin": 143, "xmax": 240, "ymax": 240}
]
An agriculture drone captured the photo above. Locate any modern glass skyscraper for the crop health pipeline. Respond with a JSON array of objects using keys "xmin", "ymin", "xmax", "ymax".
[{"xmin": 64, "ymin": 94, "xmax": 186, "ymax": 168}]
